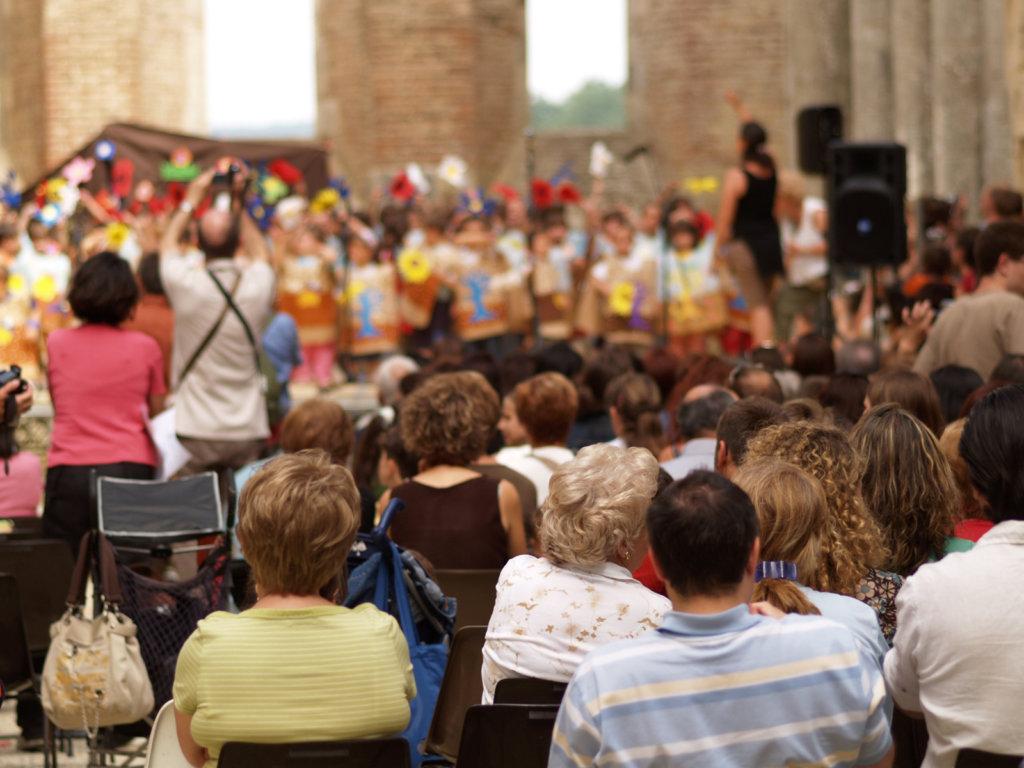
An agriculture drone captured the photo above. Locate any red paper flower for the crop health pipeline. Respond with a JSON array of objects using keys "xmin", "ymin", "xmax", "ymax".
[
  {"xmin": 165, "ymin": 182, "xmax": 185, "ymax": 208},
  {"xmin": 531, "ymin": 178, "xmax": 553, "ymax": 210},
  {"xmin": 268, "ymin": 158, "xmax": 303, "ymax": 187},
  {"xmin": 556, "ymin": 182, "xmax": 581, "ymax": 204},
  {"xmin": 695, "ymin": 210, "xmax": 715, "ymax": 238},
  {"xmin": 492, "ymin": 183, "xmax": 520, "ymax": 202},
  {"xmin": 390, "ymin": 172, "xmax": 416, "ymax": 202},
  {"xmin": 111, "ymin": 158, "xmax": 135, "ymax": 199}
]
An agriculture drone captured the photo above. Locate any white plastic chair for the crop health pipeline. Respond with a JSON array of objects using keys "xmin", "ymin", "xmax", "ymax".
[{"xmin": 144, "ymin": 701, "xmax": 192, "ymax": 768}]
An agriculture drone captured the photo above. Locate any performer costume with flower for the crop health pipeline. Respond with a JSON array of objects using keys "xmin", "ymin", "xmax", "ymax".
[
  {"xmin": 665, "ymin": 232, "xmax": 730, "ymax": 353},
  {"xmin": 577, "ymin": 243, "xmax": 659, "ymax": 348},
  {"xmin": 338, "ymin": 225, "xmax": 399, "ymax": 359},
  {"xmin": 449, "ymin": 229, "xmax": 529, "ymax": 343},
  {"xmin": 530, "ymin": 235, "xmax": 575, "ymax": 341},
  {"xmin": 0, "ymin": 271, "xmax": 41, "ymax": 381}
]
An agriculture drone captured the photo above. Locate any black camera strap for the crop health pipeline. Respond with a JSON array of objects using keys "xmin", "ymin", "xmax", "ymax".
[{"xmin": 177, "ymin": 269, "xmax": 241, "ymax": 385}]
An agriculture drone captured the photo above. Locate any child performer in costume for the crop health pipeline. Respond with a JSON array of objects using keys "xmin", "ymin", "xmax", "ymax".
[
  {"xmin": 277, "ymin": 223, "xmax": 338, "ymax": 388},
  {"xmin": 576, "ymin": 221, "xmax": 659, "ymax": 349},
  {"xmin": 528, "ymin": 228, "xmax": 574, "ymax": 342},
  {"xmin": 396, "ymin": 209, "xmax": 458, "ymax": 350},
  {"xmin": 450, "ymin": 215, "xmax": 529, "ymax": 358},
  {"xmin": 338, "ymin": 214, "xmax": 400, "ymax": 376},
  {"xmin": 664, "ymin": 220, "xmax": 729, "ymax": 354}
]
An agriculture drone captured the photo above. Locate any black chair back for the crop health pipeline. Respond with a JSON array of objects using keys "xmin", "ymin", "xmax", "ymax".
[
  {"xmin": 424, "ymin": 625, "xmax": 487, "ymax": 762},
  {"xmin": 0, "ymin": 538, "xmax": 74, "ymax": 653},
  {"xmin": 96, "ymin": 472, "xmax": 225, "ymax": 545},
  {"xmin": 218, "ymin": 739, "xmax": 410, "ymax": 768},
  {"xmin": 456, "ymin": 704, "xmax": 560, "ymax": 768},
  {"xmin": 432, "ymin": 570, "xmax": 500, "ymax": 632},
  {"xmin": 0, "ymin": 573, "xmax": 34, "ymax": 689},
  {"xmin": 493, "ymin": 677, "xmax": 567, "ymax": 706},
  {"xmin": 955, "ymin": 749, "xmax": 1024, "ymax": 767}
]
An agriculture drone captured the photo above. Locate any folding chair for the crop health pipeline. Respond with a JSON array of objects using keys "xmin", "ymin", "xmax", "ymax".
[
  {"xmin": 0, "ymin": 538, "xmax": 75, "ymax": 654},
  {"xmin": 431, "ymin": 570, "xmax": 500, "ymax": 632},
  {"xmin": 423, "ymin": 625, "xmax": 487, "ymax": 763},
  {"xmin": 0, "ymin": 574, "xmax": 60, "ymax": 768},
  {"xmin": 217, "ymin": 739, "xmax": 411, "ymax": 768},
  {"xmin": 454, "ymin": 704, "xmax": 560, "ymax": 768},
  {"xmin": 94, "ymin": 473, "xmax": 231, "ymax": 706},
  {"xmin": 492, "ymin": 677, "xmax": 567, "ymax": 706},
  {"xmin": 955, "ymin": 750, "xmax": 1024, "ymax": 767},
  {"xmin": 142, "ymin": 701, "xmax": 191, "ymax": 768},
  {"xmin": 0, "ymin": 515, "xmax": 44, "ymax": 541}
]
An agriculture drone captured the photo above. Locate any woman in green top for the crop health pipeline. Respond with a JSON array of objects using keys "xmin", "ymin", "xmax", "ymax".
[{"xmin": 173, "ymin": 451, "xmax": 416, "ymax": 768}]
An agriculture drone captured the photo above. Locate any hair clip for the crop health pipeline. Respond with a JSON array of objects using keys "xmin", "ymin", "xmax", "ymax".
[{"xmin": 755, "ymin": 561, "xmax": 798, "ymax": 583}]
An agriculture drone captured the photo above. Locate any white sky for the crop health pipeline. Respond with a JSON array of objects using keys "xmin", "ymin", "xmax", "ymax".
[
  {"xmin": 526, "ymin": 0, "xmax": 627, "ymax": 102},
  {"xmin": 204, "ymin": 0, "xmax": 627, "ymax": 131}
]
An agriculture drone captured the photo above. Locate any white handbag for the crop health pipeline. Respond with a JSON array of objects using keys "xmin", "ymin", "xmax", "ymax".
[{"xmin": 41, "ymin": 532, "xmax": 154, "ymax": 733}]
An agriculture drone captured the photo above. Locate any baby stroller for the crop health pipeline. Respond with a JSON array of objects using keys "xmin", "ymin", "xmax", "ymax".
[{"xmin": 344, "ymin": 499, "xmax": 455, "ymax": 767}]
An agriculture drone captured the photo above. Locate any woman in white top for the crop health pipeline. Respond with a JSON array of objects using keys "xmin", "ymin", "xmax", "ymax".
[{"xmin": 482, "ymin": 444, "xmax": 669, "ymax": 702}]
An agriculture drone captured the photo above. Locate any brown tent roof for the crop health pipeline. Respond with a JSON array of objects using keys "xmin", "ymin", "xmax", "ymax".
[{"xmin": 24, "ymin": 121, "xmax": 330, "ymax": 195}]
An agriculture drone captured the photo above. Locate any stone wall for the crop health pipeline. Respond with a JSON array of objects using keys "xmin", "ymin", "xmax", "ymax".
[
  {"xmin": 0, "ymin": 0, "xmax": 205, "ymax": 184},
  {"xmin": 315, "ymin": 0, "xmax": 527, "ymax": 196}
]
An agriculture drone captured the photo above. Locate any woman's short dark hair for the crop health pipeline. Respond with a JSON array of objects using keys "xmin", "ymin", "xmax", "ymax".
[
  {"xmin": 930, "ymin": 365, "xmax": 984, "ymax": 424},
  {"xmin": 819, "ymin": 373, "xmax": 869, "ymax": 428},
  {"xmin": 792, "ymin": 333, "xmax": 836, "ymax": 378},
  {"xmin": 68, "ymin": 251, "xmax": 139, "ymax": 326},
  {"xmin": 961, "ymin": 384, "xmax": 1024, "ymax": 523}
]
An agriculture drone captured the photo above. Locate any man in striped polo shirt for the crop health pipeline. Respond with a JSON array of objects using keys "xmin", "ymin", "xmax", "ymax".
[{"xmin": 549, "ymin": 470, "xmax": 894, "ymax": 768}]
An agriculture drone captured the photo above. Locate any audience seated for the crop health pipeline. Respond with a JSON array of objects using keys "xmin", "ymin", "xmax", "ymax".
[
  {"xmin": 481, "ymin": 444, "xmax": 667, "ymax": 702},
  {"xmin": 929, "ymin": 364, "xmax": 984, "ymax": 424},
  {"xmin": 729, "ymin": 364, "xmax": 784, "ymax": 402},
  {"xmin": 495, "ymin": 372, "xmax": 578, "ymax": 503},
  {"xmin": 549, "ymin": 471, "xmax": 894, "ymax": 768},
  {"xmin": 885, "ymin": 385, "xmax": 1024, "ymax": 764},
  {"xmin": 866, "ymin": 368, "xmax": 946, "ymax": 437},
  {"xmin": 173, "ymin": 451, "xmax": 415, "ymax": 768},
  {"xmin": 937, "ymin": 418, "xmax": 994, "ymax": 551},
  {"xmin": 604, "ymin": 372, "xmax": 666, "ymax": 456},
  {"xmin": 851, "ymin": 404, "xmax": 959, "ymax": 576},
  {"xmin": 660, "ymin": 385, "xmax": 735, "ymax": 477},
  {"xmin": 746, "ymin": 421, "xmax": 901, "ymax": 643},
  {"xmin": 713, "ymin": 396, "xmax": 787, "ymax": 478},
  {"xmin": 818, "ymin": 372, "xmax": 869, "ymax": 428},
  {"xmin": 734, "ymin": 457, "xmax": 888, "ymax": 672},
  {"xmin": 389, "ymin": 371, "xmax": 527, "ymax": 568}
]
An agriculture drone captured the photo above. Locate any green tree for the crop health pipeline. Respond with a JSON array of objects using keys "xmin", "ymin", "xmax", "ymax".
[{"xmin": 531, "ymin": 80, "xmax": 625, "ymax": 131}]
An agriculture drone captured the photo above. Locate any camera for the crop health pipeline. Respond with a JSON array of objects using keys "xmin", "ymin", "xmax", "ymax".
[
  {"xmin": 213, "ymin": 161, "xmax": 241, "ymax": 185},
  {"xmin": 0, "ymin": 365, "xmax": 27, "ymax": 473}
]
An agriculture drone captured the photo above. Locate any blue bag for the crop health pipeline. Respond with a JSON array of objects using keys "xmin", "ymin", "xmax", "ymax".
[{"xmin": 346, "ymin": 500, "xmax": 448, "ymax": 767}]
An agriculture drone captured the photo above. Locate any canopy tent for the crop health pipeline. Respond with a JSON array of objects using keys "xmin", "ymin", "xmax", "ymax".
[{"xmin": 23, "ymin": 122, "xmax": 330, "ymax": 196}]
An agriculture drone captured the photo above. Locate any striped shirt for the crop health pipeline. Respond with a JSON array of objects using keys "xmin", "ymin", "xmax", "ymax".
[
  {"xmin": 173, "ymin": 605, "xmax": 415, "ymax": 768},
  {"xmin": 549, "ymin": 605, "xmax": 892, "ymax": 768}
]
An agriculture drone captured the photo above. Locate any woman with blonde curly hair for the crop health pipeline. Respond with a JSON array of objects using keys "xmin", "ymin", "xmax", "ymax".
[
  {"xmin": 386, "ymin": 372, "xmax": 527, "ymax": 569},
  {"xmin": 733, "ymin": 458, "xmax": 888, "ymax": 669},
  {"xmin": 745, "ymin": 421, "xmax": 902, "ymax": 643},
  {"xmin": 481, "ymin": 444, "xmax": 669, "ymax": 703},
  {"xmin": 851, "ymin": 404, "xmax": 959, "ymax": 575}
]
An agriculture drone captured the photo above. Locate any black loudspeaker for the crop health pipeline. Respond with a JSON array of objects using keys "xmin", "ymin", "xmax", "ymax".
[
  {"xmin": 828, "ymin": 142, "xmax": 907, "ymax": 267},
  {"xmin": 797, "ymin": 105, "xmax": 843, "ymax": 175}
]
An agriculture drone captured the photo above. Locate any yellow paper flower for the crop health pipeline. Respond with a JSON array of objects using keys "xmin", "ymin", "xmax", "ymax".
[
  {"xmin": 297, "ymin": 290, "xmax": 322, "ymax": 309},
  {"xmin": 0, "ymin": 327, "xmax": 12, "ymax": 346},
  {"xmin": 7, "ymin": 274, "xmax": 27, "ymax": 296},
  {"xmin": 45, "ymin": 178, "xmax": 67, "ymax": 203},
  {"xmin": 553, "ymin": 293, "xmax": 568, "ymax": 310},
  {"xmin": 106, "ymin": 222, "xmax": 130, "ymax": 249},
  {"xmin": 609, "ymin": 281, "xmax": 635, "ymax": 317},
  {"xmin": 398, "ymin": 249, "xmax": 432, "ymax": 285},
  {"xmin": 683, "ymin": 175, "xmax": 719, "ymax": 194},
  {"xmin": 310, "ymin": 188, "xmax": 341, "ymax": 214},
  {"xmin": 345, "ymin": 279, "xmax": 367, "ymax": 303},
  {"xmin": 32, "ymin": 275, "xmax": 57, "ymax": 304}
]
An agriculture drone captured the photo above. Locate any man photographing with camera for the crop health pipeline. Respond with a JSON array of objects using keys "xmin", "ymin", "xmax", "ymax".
[{"xmin": 158, "ymin": 161, "xmax": 275, "ymax": 482}]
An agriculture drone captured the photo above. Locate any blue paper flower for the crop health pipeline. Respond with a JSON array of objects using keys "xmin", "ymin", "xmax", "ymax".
[{"xmin": 94, "ymin": 140, "xmax": 116, "ymax": 162}]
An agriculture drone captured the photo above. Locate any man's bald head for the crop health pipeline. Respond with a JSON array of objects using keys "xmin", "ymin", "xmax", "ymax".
[{"xmin": 198, "ymin": 210, "xmax": 241, "ymax": 259}]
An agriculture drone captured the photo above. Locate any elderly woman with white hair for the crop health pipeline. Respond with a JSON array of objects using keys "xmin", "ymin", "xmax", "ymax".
[{"xmin": 481, "ymin": 444, "xmax": 669, "ymax": 702}]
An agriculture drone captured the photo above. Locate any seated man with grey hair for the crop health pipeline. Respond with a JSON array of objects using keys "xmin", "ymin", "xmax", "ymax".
[
  {"xmin": 661, "ymin": 385, "xmax": 737, "ymax": 479},
  {"xmin": 356, "ymin": 354, "xmax": 420, "ymax": 430},
  {"xmin": 836, "ymin": 339, "xmax": 882, "ymax": 376}
]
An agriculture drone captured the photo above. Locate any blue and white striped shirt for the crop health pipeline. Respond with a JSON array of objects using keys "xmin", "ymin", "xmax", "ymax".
[{"xmin": 549, "ymin": 605, "xmax": 892, "ymax": 767}]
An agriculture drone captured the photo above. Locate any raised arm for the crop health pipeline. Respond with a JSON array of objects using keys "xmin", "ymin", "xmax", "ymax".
[
  {"xmin": 160, "ymin": 168, "xmax": 215, "ymax": 258},
  {"xmin": 725, "ymin": 90, "xmax": 754, "ymax": 124}
]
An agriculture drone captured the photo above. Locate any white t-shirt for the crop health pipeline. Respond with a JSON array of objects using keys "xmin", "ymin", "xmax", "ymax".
[
  {"xmin": 14, "ymin": 234, "xmax": 72, "ymax": 294},
  {"xmin": 495, "ymin": 445, "xmax": 574, "ymax": 505},
  {"xmin": 884, "ymin": 521, "xmax": 1024, "ymax": 766},
  {"xmin": 161, "ymin": 254, "xmax": 276, "ymax": 441},
  {"xmin": 482, "ymin": 555, "xmax": 670, "ymax": 703},
  {"xmin": 782, "ymin": 196, "xmax": 828, "ymax": 286}
]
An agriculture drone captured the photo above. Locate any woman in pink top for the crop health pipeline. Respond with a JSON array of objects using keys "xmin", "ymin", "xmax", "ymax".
[{"xmin": 43, "ymin": 252, "xmax": 166, "ymax": 551}]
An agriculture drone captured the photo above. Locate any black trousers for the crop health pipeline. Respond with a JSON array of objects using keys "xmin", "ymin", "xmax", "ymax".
[{"xmin": 42, "ymin": 462, "xmax": 155, "ymax": 554}]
